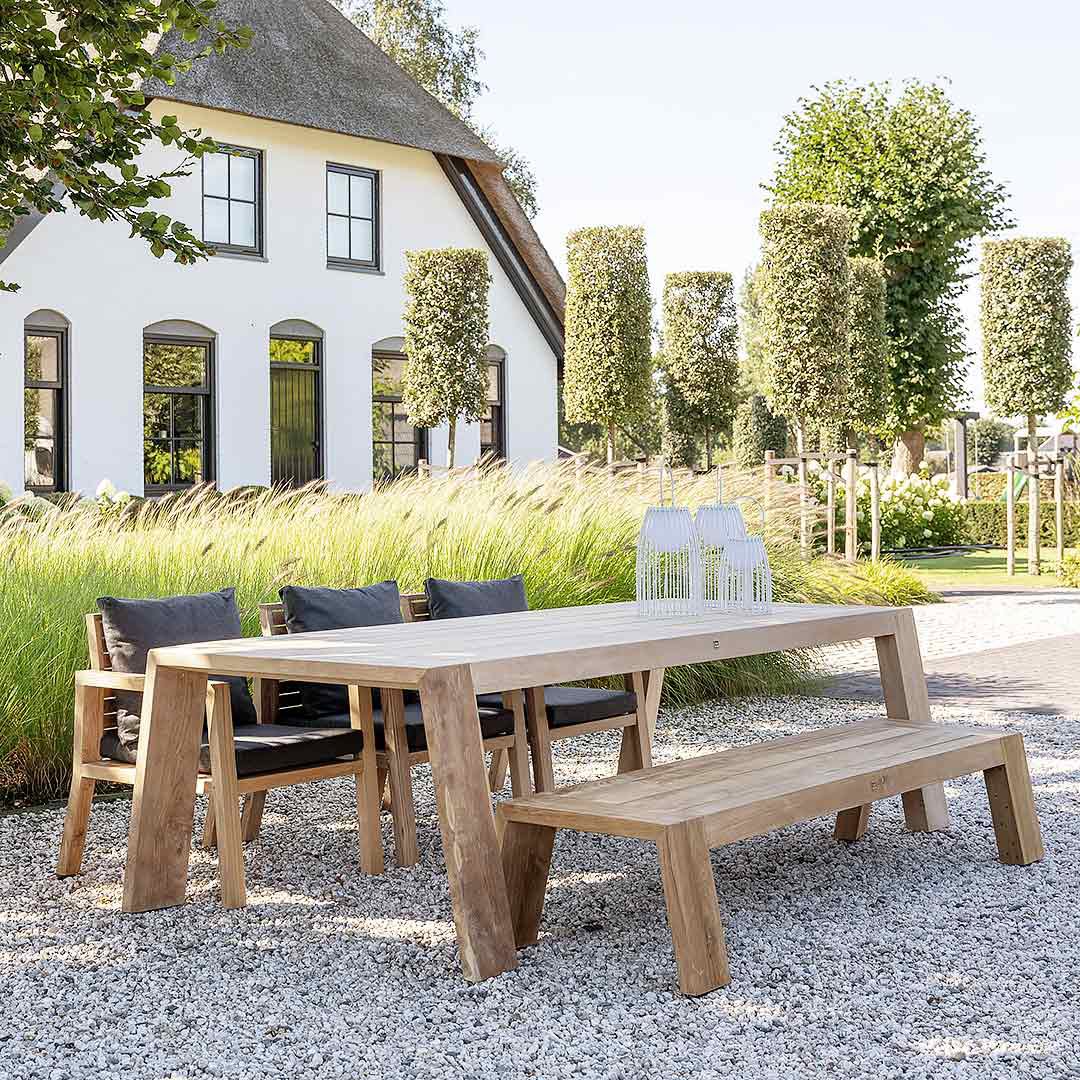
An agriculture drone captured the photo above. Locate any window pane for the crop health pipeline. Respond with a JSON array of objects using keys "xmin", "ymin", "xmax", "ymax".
[
  {"xmin": 373, "ymin": 441, "xmax": 393, "ymax": 479},
  {"xmin": 203, "ymin": 197, "xmax": 229, "ymax": 243},
  {"xmin": 231, "ymin": 200, "xmax": 256, "ymax": 249},
  {"xmin": 24, "ymin": 388, "xmax": 57, "ymax": 488},
  {"xmin": 144, "ymin": 393, "xmax": 171, "ymax": 439},
  {"xmin": 25, "ymin": 334, "xmax": 60, "ymax": 382},
  {"xmin": 327, "ymin": 214, "xmax": 350, "ymax": 259},
  {"xmin": 327, "ymin": 170, "xmax": 349, "ymax": 215},
  {"xmin": 176, "ymin": 440, "xmax": 204, "ymax": 484},
  {"xmin": 350, "ymin": 218, "xmax": 373, "ymax": 262},
  {"xmin": 144, "ymin": 438, "xmax": 173, "ymax": 487},
  {"xmin": 230, "ymin": 153, "xmax": 256, "ymax": 201},
  {"xmin": 392, "ymin": 408, "xmax": 416, "ymax": 442},
  {"xmin": 172, "ymin": 394, "xmax": 201, "ymax": 438},
  {"xmin": 350, "ymin": 173, "xmax": 373, "ymax": 218},
  {"xmin": 372, "ymin": 354, "xmax": 405, "ymax": 398},
  {"xmin": 270, "ymin": 339, "xmax": 316, "ymax": 365},
  {"xmin": 486, "ymin": 363, "xmax": 501, "ymax": 404},
  {"xmin": 145, "ymin": 342, "xmax": 207, "ymax": 388},
  {"xmin": 394, "ymin": 441, "xmax": 416, "ymax": 471},
  {"xmin": 203, "ymin": 152, "xmax": 229, "ymax": 197},
  {"xmin": 372, "ymin": 403, "xmax": 393, "ymax": 441},
  {"xmin": 480, "ymin": 418, "xmax": 493, "ymax": 448}
]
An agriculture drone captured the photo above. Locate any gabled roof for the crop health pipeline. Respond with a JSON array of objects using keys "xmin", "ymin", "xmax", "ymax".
[{"xmin": 141, "ymin": 0, "xmax": 502, "ymax": 164}]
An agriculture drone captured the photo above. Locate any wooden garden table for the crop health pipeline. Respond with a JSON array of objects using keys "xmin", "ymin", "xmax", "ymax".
[{"xmin": 123, "ymin": 601, "xmax": 945, "ymax": 982}]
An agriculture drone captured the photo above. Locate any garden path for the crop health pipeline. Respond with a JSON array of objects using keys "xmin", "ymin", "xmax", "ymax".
[{"xmin": 822, "ymin": 588, "xmax": 1080, "ymax": 715}]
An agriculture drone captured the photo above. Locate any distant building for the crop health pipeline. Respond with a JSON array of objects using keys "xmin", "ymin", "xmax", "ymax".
[{"xmin": 1, "ymin": 0, "xmax": 564, "ymax": 496}]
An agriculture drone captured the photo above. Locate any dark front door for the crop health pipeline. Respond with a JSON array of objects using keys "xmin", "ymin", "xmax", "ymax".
[{"xmin": 270, "ymin": 337, "xmax": 322, "ymax": 487}]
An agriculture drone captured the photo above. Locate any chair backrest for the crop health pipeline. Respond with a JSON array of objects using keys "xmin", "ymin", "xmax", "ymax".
[
  {"xmin": 401, "ymin": 592, "xmax": 430, "ymax": 623},
  {"xmin": 256, "ymin": 602, "xmax": 307, "ymax": 720},
  {"xmin": 85, "ymin": 612, "xmax": 121, "ymax": 740}
]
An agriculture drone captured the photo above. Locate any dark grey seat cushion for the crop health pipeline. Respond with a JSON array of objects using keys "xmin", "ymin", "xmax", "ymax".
[
  {"xmin": 279, "ymin": 581, "xmax": 403, "ymax": 718},
  {"xmin": 101, "ymin": 724, "xmax": 363, "ymax": 777},
  {"xmin": 302, "ymin": 700, "xmax": 515, "ymax": 752},
  {"xmin": 478, "ymin": 686, "xmax": 638, "ymax": 730},
  {"xmin": 97, "ymin": 588, "xmax": 257, "ymax": 759},
  {"xmin": 424, "ymin": 574, "xmax": 527, "ymax": 619}
]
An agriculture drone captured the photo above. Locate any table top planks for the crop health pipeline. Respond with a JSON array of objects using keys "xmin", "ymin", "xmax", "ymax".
[{"xmin": 148, "ymin": 601, "xmax": 904, "ymax": 694}]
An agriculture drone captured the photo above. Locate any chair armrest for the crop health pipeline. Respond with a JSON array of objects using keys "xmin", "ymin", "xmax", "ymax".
[{"xmin": 75, "ymin": 670, "xmax": 146, "ymax": 692}]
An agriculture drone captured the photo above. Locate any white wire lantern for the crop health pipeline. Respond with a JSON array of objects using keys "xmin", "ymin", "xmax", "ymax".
[
  {"xmin": 695, "ymin": 467, "xmax": 747, "ymax": 608},
  {"xmin": 636, "ymin": 462, "xmax": 703, "ymax": 618}
]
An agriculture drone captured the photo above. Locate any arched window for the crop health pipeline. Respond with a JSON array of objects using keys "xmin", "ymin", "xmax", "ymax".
[
  {"xmin": 142, "ymin": 320, "xmax": 215, "ymax": 492},
  {"xmin": 24, "ymin": 309, "xmax": 69, "ymax": 493},
  {"xmin": 270, "ymin": 319, "xmax": 324, "ymax": 487},
  {"xmin": 371, "ymin": 337, "xmax": 426, "ymax": 481},
  {"xmin": 480, "ymin": 345, "xmax": 506, "ymax": 461}
]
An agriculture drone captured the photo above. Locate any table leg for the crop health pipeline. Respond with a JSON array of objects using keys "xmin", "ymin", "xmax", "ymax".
[
  {"xmin": 122, "ymin": 659, "xmax": 207, "ymax": 913},
  {"xmin": 418, "ymin": 664, "xmax": 519, "ymax": 982},
  {"xmin": 875, "ymin": 608, "xmax": 950, "ymax": 833}
]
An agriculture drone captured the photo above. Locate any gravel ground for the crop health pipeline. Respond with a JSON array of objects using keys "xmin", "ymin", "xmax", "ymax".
[{"xmin": 1, "ymin": 696, "xmax": 1077, "ymax": 1080}]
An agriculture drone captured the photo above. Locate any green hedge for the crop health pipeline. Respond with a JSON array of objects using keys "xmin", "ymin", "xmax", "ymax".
[{"xmin": 961, "ymin": 499, "xmax": 1080, "ymax": 547}]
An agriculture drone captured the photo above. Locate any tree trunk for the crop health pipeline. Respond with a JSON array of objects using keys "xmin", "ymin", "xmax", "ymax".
[
  {"xmin": 447, "ymin": 416, "xmax": 457, "ymax": 470},
  {"xmin": 891, "ymin": 429, "xmax": 924, "ymax": 477},
  {"xmin": 704, "ymin": 425, "xmax": 713, "ymax": 471},
  {"xmin": 1028, "ymin": 413, "xmax": 1040, "ymax": 576},
  {"xmin": 607, "ymin": 420, "xmax": 616, "ymax": 468}
]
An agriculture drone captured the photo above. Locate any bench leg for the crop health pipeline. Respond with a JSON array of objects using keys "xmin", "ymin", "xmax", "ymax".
[
  {"xmin": 984, "ymin": 734, "xmax": 1044, "ymax": 866},
  {"xmin": 657, "ymin": 820, "xmax": 730, "ymax": 995},
  {"xmin": 834, "ymin": 803, "xmax": 871, "ymax": 842},
  {"xmin": 377, "ymin": 766, "xmax": 391, "ymax": 811},
  {"xmin": 500, "ymin": 818, "xmax": 556, "ymax": 948},
  {"xmin": 900, "ymin": 785, "xmax": 950, "ymax": 833},
  {"xmin": 488, "ymin": 749, "xmax": 509, "ymax": 793}
]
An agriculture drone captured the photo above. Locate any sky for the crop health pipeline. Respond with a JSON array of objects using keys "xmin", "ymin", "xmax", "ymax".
[{"xmin": 451, "ymin": 0, "xmax": 1080, "ymax": 414}]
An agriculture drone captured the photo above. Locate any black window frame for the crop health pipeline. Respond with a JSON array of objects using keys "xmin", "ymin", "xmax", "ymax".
[
  {"xmin": 326, "ymin": 163, "xmax": 380, "ymax": 272},
  {"xmin": 23, "ymin": 325, "xmax": 68, "ymax": 494},
  {"xmin": 480, "ymin": 357, "xmax": 506, "ymax": 461},
  {"xmin": 269, "ymin": 334, "xmax": 325, "ymax": 487},
  {"xmin": 142, "ymin": 334, "xmax": 215, "ymax": 494},
  {"xmin": 201, "ymin": 144, "xmax": 264, "ymax": 257},
  {"xmin": 372, "ymin": 350, "xmax": 426, "ymax": 482}
]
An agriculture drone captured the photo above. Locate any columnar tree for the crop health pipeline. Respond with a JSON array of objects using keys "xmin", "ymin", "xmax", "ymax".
[
  {"xmin": 0, "ymin": 1, "xmax": 252, "ymax": 291},
  {"xmin": 981, "ymin": 237, "xmax": 1073, "ymax": 574},
  {"xmin": 845, "ymin": 256, "xmax": 890, "ymax": 446},
  {"xmin": 733, "ymin": 394, "xmax": 788, "ymax": 468},
  {"xmin": 402, "ymin": 247, "xmax": 491, "ymax": 470},
  {"xmin": 738, "ymin": 266, "xmax": 768, "ymax": 396},
  {"xmin": 759, "ymin": 202, "xmax": 852, "ymax": 551},
  {"xmin": 563, "ymin": 226, "xmax": 652, "ymax": 465},
  {"xmin": 767, "ymin": 80, "xmax": 1012, "ymax": 474},
  {"xmin": 660, "ymin": 271, "xmax": 739, "ymax": 469}
]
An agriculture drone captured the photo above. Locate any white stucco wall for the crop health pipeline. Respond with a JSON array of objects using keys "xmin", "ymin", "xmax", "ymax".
[{"xmin": 0, "ymin": 102, "xmax": 559, "ymax": 495}]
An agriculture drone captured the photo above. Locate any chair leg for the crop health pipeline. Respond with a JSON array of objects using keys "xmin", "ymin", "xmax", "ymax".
[
  {"xmin": 201, "ymin": 798, "xmax": 218, "ymax": 849},
  {"xmin": 500, "ymin": 817, "xmax": 556, "ymax": 948},
  {"xmin": 618, "ymin": 670, "xmax": 657, "ymax": 774},
  {"xmin": 505, "ymin": 691, "xmax": 532, "ymax": 799},
  {"xmin": 241, "ymin": 792, "xmax": 266, "ymax": 843},
  {"xmin": 377, "ymin": 766, "xmax": 391, "ymax": 811},
  {"xmin": 488, "ymin": 749, "xmax": 509, "ymax": 793},
  {"xmin": 525, "ymin": 686, "xmax": 556, "ymax": 793},
  {"xmin": 349, "ymin": 685, "xmax": 385, "ymax": 876},
  {"xmin": 383, "ymin": 689, "xmax": 419, "ymax": 867},
  {"xmin": 657, "ymin": 820, "xmax": 729, "ymax": 995},
  {"xmin": 57, "ymin": 773, "xmax": 95, "ymax": 877},
  {"xmin": 206, "ymin": 683, "xmax": 246, "ymax": 908}
]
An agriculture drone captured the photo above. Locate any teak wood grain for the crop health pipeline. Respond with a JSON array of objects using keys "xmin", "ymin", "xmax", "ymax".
[
  {"xmin": 113, "ymin": 600, "xmax": 955, "ymax": 984},
  {"xmin": 497, "ymin": 718, "xmax": 1043, "ymax": 994}
]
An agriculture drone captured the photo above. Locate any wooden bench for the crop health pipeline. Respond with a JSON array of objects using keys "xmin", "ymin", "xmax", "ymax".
[{"xmin": 497, "ymin": 717, "xmax": 1044, "ymax": 995}]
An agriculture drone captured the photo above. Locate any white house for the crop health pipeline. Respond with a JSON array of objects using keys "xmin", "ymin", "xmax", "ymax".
[{"xmin": 0, "ymin": 0, "xmax": 565, "ymax": 497}]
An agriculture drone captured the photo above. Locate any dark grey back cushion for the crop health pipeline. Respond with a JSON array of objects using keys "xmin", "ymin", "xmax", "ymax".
[
  {"xmin": 279, "ymin": 581, "xmax": 402, "ymax": 718},
  {"xmin": 97, "ymin": 588, "xmax": 257, "ymax": 759},
  {"xmin": 424, "ymin": 575, "xmax": 528, "ymax": 620}
]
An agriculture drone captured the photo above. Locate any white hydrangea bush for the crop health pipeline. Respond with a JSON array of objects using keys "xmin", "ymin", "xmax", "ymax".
[{"xmin": 804, "ymin": 462, "xmax": 965, "ymax": 550}]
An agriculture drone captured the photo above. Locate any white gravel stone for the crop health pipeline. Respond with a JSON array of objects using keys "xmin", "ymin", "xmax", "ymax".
[{"xmin": 0, "ymin": 695, "xmax": 1077, "ymax": 1079}]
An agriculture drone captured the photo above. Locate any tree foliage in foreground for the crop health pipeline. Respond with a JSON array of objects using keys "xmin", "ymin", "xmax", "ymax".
[
  {"xmin": 766, "ymin": 80, "xmax": 1012, "ymax": 469},
  {"xmin": 340, "ymin": 0, "xmax": 538, "ymax": 217},
  {"xmin": 0, "ymin": 1, "xmax": 251, "ymax": 291},
  {"xmin": 402, "ymin": 248, "xmax": 491, "ymax": 469},
  {"xmin": 563, "ymin": 226, "xmax": 653, "ymax": 465}
]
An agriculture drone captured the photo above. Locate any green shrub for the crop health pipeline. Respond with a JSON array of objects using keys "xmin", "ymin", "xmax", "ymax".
[
  {"xmin": 0, "ymin": 466, "xmax": 932, "ymax": 803},
  {"xmin": 1061, "ymin": 553, "xmax": 1080, "ymax": 587},
  {"xmin": 960, "ymin": 499, "xmax": 1080, "ymax": 547},
  {"xmin": 733, "ymin": 394, "xmax": 788, "ymax": 468}
]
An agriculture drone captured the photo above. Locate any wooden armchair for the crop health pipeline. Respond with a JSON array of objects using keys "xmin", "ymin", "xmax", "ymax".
[
  {"xmin": 403, "ymin": 591, "xmax": 661, "ymax": 793},
  {"xmin": 258, "ymin": 602, "xmax": 530, "ymax": 868},
  {"xmin": 57, "ymin": 613, "xmax": 383, "ymax": 907}
]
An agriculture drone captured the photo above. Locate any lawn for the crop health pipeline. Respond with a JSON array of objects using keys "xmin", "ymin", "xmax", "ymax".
[{"xmin": 900, "ymin": 547, "xmax": 1079, "ymax": 588}]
